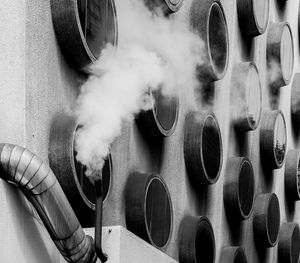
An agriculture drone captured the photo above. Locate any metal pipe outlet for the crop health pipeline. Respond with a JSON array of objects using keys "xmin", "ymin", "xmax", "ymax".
[{"xmin": 0, "ymin": 143, "xmax": 97, "ymax": 263}]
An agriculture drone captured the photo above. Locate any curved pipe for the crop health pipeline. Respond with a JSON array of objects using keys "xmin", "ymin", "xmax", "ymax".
[{"xmin": 0, "ymin": 144, "xmax": 97, "ymax": 263}]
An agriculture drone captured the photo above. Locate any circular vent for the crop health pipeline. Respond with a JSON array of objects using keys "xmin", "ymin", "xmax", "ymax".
[
  {"xmin": 237, "ymin": 0, "xmax": 270, "ymax": 37},
  {"xmin": 48, "ymin": 112, "xmax": 112, "ymax": 227},
  {"xmin": 51, "ymin": 0, "xmax": 118, "ymax": 71},
  {"xmin": 267, "ymin": 22, "xmax": 294, "ymax": 89},
  {"xmin": 224, "ymin": 157, "xmax": 255, "ymax": 220},
  {"xmin": 184, "ymin": 111, "xmax": 223, "ymax": 185},
  {"xmin": 231, "ymin": 61, "xmax": 262, "ymax": 131},
  {"xmin": 179, "ymin": 215, "xmax": 215, "ymax": 263},
  {"xmin": 260, "ymin": 110, "xmax": 287, "ymax": 169},
  {"xmin": 253, "ymin": 193, "xmax": 280, "ymax": 247},
  {"xmin": 136, "ymin": 89, "xmax": 179, "ymax": 137},
  {"xmin": 278, "ymin": 223, "xmax": 300, "ymax": 263},
  {"xmin": 125, "ymin": 172, "xmax": 173, "ymax": 249},
  {"xmin": 190, "ymin": 0, "xmax": 229, "ymax": 81}
]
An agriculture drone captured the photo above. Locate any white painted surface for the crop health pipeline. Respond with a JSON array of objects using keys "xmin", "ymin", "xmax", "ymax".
[{"xmin": 84, "ymin": 226, "xmax": 178, "ymax": 263}]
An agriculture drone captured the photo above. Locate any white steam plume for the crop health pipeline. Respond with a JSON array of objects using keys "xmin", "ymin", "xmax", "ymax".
[{"xmin": 75, "ymin": 0, "xmax": 204, "ymax": 175}]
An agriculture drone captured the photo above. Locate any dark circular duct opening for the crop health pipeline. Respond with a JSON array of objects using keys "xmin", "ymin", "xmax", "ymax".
[
  {"xmin": 136, "ymin": 89, "xmax": 179, "ymax": 137},
  {"xmin": 48, "ymin": 112, "xmax": 113, "ymax": 227},
  {"xmin": 74, "ymin": 150, "xmax": 112, "ymax": 205},
  {"xmin": 179, "ymin": 216, "xmax": 215, "ymax": 263},
  {"xmin": 51, "ymin": 0, "xmax": 118, "ymax": 71},
  {"xmin": 285, "ymin": 150, "xmax": 300, "ymax": 201},
  {"xmin": 237, "ymin": 0, "xmax": 270, "ymax": 37},
  {"xmin": 267, "ymin": 194, "xmax": 280, "ymax": 245},
  {"xmin": 220, "ymin": 246, "xmax": 248, "ymax": 263},
  {"xmin": 145, "ymin": 177, "xmax": 172, "ymax": 247},
  {"xmin": 224, "ymin": 157, "xmax": 255, "ymax": 220},
  {"xmin": 232, "ymin": 62, "xmax": 262, "ymax": 132},
  {"xmin": 280, "ymin": 24, "xmax": 294, "ymax": 84},
  {"xmin": 184, "ymin": 111, "xmax": 223, "ymax": 186},
  {"xmin": 190, "ymin": 0, "xmax": 229, "ymax": 81},
  {"xmin": 291, "ymin": 226, "xmax": 300, "ymax": 263},
  {"xmin": 253, "ymin": 193, "xmax": 280, "ymax": 247},
  {"xmin": 125, "ymin": 173, "xmax": 173, "ymax": 249},
  {"xmin": 208, "ymin": 2, "xmax": 228, "ymax": 77},
  {"xmin": 77, "ymin": 0, "xmax": 117, "ymax": 58},
  {"xmin": 154, "ymin": 89, "xmax": 179, "ymax": 133},
  {"xmin": 260, "ymin": 110, "xmax": 287, "ymax": 169},
  {"xmin": 278, "ymin": 223, "xmax": 300, "ymax": 263},
  {"xmin": 267, "ymin": 22, "xmax": 294, "ymax": 89}
]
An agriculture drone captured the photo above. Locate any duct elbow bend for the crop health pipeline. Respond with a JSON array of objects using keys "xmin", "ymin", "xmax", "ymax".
[{"xmin": 0, "ymin": 143, "xmax": 97, "ymax": 263}]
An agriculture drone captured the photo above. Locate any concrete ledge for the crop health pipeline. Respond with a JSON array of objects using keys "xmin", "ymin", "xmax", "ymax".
[{"xmin": 84, "ymin": 226, "xmax": 178, "ymax": 263}]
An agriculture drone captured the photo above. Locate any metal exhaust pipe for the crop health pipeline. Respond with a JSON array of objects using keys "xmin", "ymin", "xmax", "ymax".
[{"xmin": 0, "ymin": 143, "xmax": 98, "ymax": 263}]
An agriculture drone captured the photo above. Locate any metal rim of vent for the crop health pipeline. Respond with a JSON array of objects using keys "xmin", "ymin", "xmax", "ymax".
[
  {"xmin": 232, "ymin": 61, "xmax": 262, "ymax": 132},
  {"xmin": 184, "ymin": 111, "xmax": 223, "ymax": 185},
  {"xmin": 252, "ymin": 0, "xmax": 270, "ymax": 34},
  {"xmin": 190, "ymin": 0, "xmax": 229, "ymax": 82},
  {"xmin": 178, "ymin": 215, "xmax": 215, "ymax": 263},
  {"xmin": 220, "ymin": 246, "xmax": 248, "ymax": 263},
  {"xmin": 125, "ymin": 172, "xmax": 173, "ymax": 249},
  {"xmin": 278, "ymin": 222, "xmax": 300, "ymax": 263},
  {"xmin": 237, "ymin": 0, "xmax": 270, "ymax": 37},
  {"xmin": 267, "ymin": 22, "xmax": 294, "ymax": 89},
  {"xmin": 224, "ymin": 157, "xmax": 255, "ymax": 220},
  {"xmin": 260, "ymin": 110, "xmax": 287, "ymax": 169},
  {"xmin": 72, "ymin": 139, "xmax": 112, "ymax": 208},
  {"xmin": 284, "ymin": 150, "xmax": 300, "ymax": 201},
  {"xmin": 48, "ymin": 112, "xmax": 113, "ymax": 227},
  {"xmin": 280, "ymin": 23, "xmax": 294, "ymax": 84},
  {"xmin": 207, "ymin": 1, "xmax": 229, "ymax": 80},
  {"xmin": 253, "ymin": 193, "xmax": 280, "ymax": 247},
  {"xmin": 136, "ymin": 89, "xmax": 179, "ymax": 137},
  {"xmin": 144, "ymin": 176, "xmax": 173, "ymax": 248},
  {"xmin": 50, "ymin": 0, "xmax": 118, "ymax": 72}
]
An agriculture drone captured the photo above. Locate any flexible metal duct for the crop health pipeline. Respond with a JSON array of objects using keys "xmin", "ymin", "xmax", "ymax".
[{"xmin": 0, "ymin": 143, "xmax": 97, "ymax": 263}]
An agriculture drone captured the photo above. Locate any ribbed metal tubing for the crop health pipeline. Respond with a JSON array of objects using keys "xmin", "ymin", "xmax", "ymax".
[{"xmin": 0, "ymin": 143, "xmax": 97, "ymax": 263}]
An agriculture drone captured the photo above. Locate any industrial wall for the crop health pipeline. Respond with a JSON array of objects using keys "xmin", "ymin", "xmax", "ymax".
[{"xmin": 0, "ymin": 0, "xmax": 300, "ymax": 263}]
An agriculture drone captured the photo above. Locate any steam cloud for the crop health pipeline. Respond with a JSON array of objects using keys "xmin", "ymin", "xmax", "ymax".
[{"xmin": 75, "ymin": 0, "xmax": 204, "ymax": 176}]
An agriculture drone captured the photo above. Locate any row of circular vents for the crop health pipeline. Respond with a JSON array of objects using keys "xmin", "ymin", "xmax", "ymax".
[
  {"xmin": 50, "ymin": 0, "xmax": 296, "ymax": 89},
  {"xmin": 48, "ymin": 110, "xmax": 300, "ymax": 263},
  {"xmin": 50, "ymin": 0, "xmax": 300, "ymax": 136},
  {"xmin": 48, "ymin": 0, "xmax": 300, "ymax": 262}
]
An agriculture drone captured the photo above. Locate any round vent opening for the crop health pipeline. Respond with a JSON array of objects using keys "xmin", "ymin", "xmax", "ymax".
[
  {"xmin": 237, "ymin": 0, "xmax": 270, "ymax": 37},
  {"xmin": 224, "ymin": 157, "xmax": 255, "ymax": 220},
  {"xmin": 51, "ymin": 0, "xmax": 118, "ymax": 71},
  {"xmin": 125, "ymin": 172, "xmax": 173, "ymax": 249},
  {"xmin": 48, "ymin": 112, "xmax": 113, "ymax": 227},
  {"xmin": 136, "ymin": 89, "xmax": 179, "ymax": 137},
  {"xmin": 253, "ymin": 193, "xmax": 280, "ymax": 247},
  {"xmin": 179, "ymin": 216, "xmax": 215, "ymax": 263},
  {"xmin": 232, "ymin": 62, "xmax": 262, "ymax": 131},
  {"xmin": 190, "ymin": 0, "xmax": 229, "ymax": 81},
  {"xmin": 184, "ymin": 111, "xmax": 223, "ymax": 185},
  {"xmin": 267, "ymin": 22, "xmax": 294, "ymax": 89},
  {"xmin": 260, "ymin": 110, "xmax": 287, "ymax": 169},
  {"xmin": 278, "ymin": 223, "xmax": 300, "ymax": 263}
]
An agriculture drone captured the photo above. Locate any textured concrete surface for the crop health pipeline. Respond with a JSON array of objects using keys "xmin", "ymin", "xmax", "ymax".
[{"xmin": 0, "ymin": 0, "xmax": 299, "ymax": 262}]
